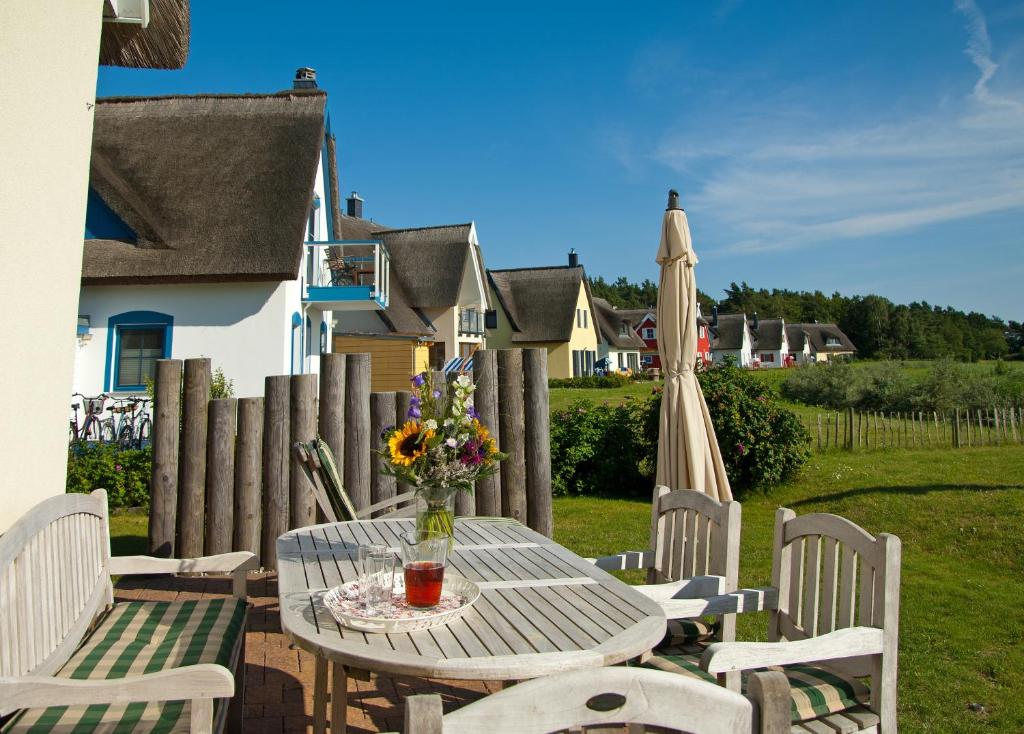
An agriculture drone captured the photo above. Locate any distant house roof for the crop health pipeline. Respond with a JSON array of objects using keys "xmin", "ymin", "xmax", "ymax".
[
  {"xmin": 711, "ymin": 313, "xmax": 750, "ymax": 350},
  {"xmin": 753, "ymin": 318, "xmax": 785, "ymax": 350},
  {"xmin": 592, "ymin": 298, "xmax": 647, "ymax": 350},
  {"xmin": 99, "ymin": 0, "xmax": 190, "ymax": 69},
  {"xmin": 785, "ymin": 324, "xmax": 809, "ymax": 352},
  {"xmin": 488, "ymin": 266, "xmax": 592, "ymax": 343},
  {"xmin": 615, "ymin": 309, "xmax": 656, "ymax": 329},
  {"xmin": 376, "ymin": 225, "xmax": 487, "ymax": 310},
  {"xmin": 794, "ymin": 323, "xmax": 857, "ymax": 353},
  {"xmin": 82, "ymin": 91, "xmax": 327, "ymax": 285}
]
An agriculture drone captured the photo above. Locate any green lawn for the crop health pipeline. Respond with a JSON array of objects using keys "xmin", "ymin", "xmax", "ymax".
[
  {"xmin": 106, "ymin": 446, "xmax": 1024, "ymax": 731},
  {"xmin": 550, "ymin": 380, "xmax": 663, "ymax": 412},
  {"xmin": 554, "ymin": 447, "xmax": 1024, "ymax": 733}
]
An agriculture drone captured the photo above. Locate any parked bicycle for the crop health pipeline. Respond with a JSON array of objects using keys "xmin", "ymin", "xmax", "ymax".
[
  {"xmin": 110, "ymin": 396, "xmax": 152, "ymax": 450},
  {"xmin": 69, "ymin": 394, "xmax": 112, "ymax": 444}
]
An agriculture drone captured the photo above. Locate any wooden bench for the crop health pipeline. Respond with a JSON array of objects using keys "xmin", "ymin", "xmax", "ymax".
[{"xmin": 0, "ymin": 490, "xmax": 256, "ymax": 733}]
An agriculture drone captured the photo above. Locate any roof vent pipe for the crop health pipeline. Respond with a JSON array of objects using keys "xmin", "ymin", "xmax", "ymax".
[
  {"xmin": 712, "ymin": 305, "xmax": 718, "ymax": 327},
  {"xmin": 294, "ymin": 67, "xmax": 317, "ymax": 89},
  {"xmin": 346, "ymin": 191, "xmax": 364, "ymax": 218},
  {"xmin": 568, "ymin": 249, "xmax": 579, "ymax": 268},
  {"xmin": 752, "ymin": 312, "xmax": 759, "ymax": 331}
]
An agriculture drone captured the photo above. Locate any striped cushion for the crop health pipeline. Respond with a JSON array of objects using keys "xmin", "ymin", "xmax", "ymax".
[
  {"xmin": 660, "ymin": 618, "xmax": 718, "ymax": 647},
  {"xmin": 2, "ymin": 598, "xmax": 246, "ymax": 733},
  {"xmin": 313, "ymin": 437, "xmax": 359, "ymax": 521},
  {"xmin": 640, "ymin": 651, "xmax": 869, "ymax": 722}
]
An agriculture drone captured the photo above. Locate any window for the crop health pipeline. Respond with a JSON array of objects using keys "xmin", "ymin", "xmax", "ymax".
[
  {"xmin": 642, "ymin": 355, "xmax": 653, "ymax": 365},
  {"xmin": 826, "ymin": 336, "xmax": 841, "ymax": 347},
  {"xmin": 576, "ymin": 309, "xmax": 581, "ymax": 327},
  {"xmin": 643, "ymin": 328, "xmax": 656, "ymax": 340},
  {"xmin": 618, "ymin": 353, "xmax": 625, "ymax": 369},
  {"xmin": 628, "ymin": 353, "xmax": 639, "ymax": 372},
  {"xmin": 583, "ymin": 310, "xmax": 588, "ymax": 328},
  {"xmin": 105, "ymin": 311, "xmax": 173, "ymax": 392},
  {"xmin": 619, "ymin": 322, "xmax": 629, "ymax": 336},
  {"xmin": 760, "ymin": 353, "xmax": 775, "ymax": 363}
]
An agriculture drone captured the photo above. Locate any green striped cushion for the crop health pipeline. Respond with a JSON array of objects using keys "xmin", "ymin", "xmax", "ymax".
[
  {"xmin": 660, "ymin": 618, "xmax": 718, "ymax": 647},
  {"xmin": 639, "ymin": 651, "xmax": 869, "ymax": 722},
  {"xmin": 313, "ymin": 437, "xmax": 359, "ymax": 521},
  {"xmin": 2, "ymin": 598, "xmax": 246, "ymax": 733}
]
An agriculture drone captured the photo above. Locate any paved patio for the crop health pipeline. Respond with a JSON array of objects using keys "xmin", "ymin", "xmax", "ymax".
[{"xmin": 114, "ymin": 574, "xmax": 502, "ymax": 733}]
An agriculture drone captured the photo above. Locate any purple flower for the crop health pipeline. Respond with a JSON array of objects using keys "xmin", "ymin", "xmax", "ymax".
[
  {"xmin": 408, "ymin": 406, "xmax": 421, "ymax": 419},
  {"xmin": 735, "ymin": 442, "xmax": 746, "ymax": 455},
  {"xmin": 412, "ymin": 373, "xmax": 426, "ymax": 387},
  {"xmin": 114, "ymin": 464, "xmax": 123, "ymax": 472},
  {"xmin": 432, "ymin": 390, "xmax": 441, "ymax": 399},
  {"xmin": 459, "ymin": 438, "xmax": 486, "ymax": 466},
  {"xmin": 410, "ymin": 396, "xmax": 421, "ymax": 407},
  {"xmin": 467, "ymin": 405, "xmax": 480, "ymax": 420}
]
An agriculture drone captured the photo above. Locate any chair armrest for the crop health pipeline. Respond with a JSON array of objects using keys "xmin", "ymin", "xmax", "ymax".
[
  {"xmin": 356, "ymin": 491, "xmax": 418, "ymax": 519},
  {"xmin": 584, "ymin": 550, "xmax": 654, "ymax": 572},
  {"xmin": 746, "ymin": 671, "xmax": 791, "ymax": 733},
  {"xmin": 701, "ymin": 627, "xmax": 885, "ymax": 674},
  {"xmin": 109, "ymin": 552, "xmax": 258, "ymax": 599},
  {"xmin": 630, "ymin": 575, "xmax": 728, "ymax": 602},
  {"xmin": 0, "ymin": 664, "xmax": 234, "ymax": 714},
  {"xmin": 657, "ymin": 586, "xmax": 778, "ymax": 619}
]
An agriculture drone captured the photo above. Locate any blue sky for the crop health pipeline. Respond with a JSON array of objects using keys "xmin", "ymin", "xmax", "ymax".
[{"xmin": 98, "ymin": 1, "xmax": 1024, "ymax": 321}]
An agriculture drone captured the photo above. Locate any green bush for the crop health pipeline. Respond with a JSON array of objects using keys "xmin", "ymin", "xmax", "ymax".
[
  {"xmin": 66, "ymin": 444, "xmax": 151, "ymax": 509},
  {"xmin": 550, "ymin": 365, "xmax": 809, "ymax": 499},
  {"xmin": 549, "ymin": 373, "xmax": 632, "ymax": 389}
]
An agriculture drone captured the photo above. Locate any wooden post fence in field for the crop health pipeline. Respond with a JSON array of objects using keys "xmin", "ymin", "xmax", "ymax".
[
  {"xmin": 149, "ymin": 359, "xmax": 182, "ymax": 557},
  {"xmin": 177, "ymin": 357, "xmax": 211, "ymax": 559},
  {"xmin": 149, "ymin": 348, "xmax": 556, "ymax": 568}
]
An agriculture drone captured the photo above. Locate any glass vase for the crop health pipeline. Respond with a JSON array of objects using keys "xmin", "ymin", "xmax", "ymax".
[{"xmin": 415, "ymin": 488, "xmax": 456, "ymax": 547}]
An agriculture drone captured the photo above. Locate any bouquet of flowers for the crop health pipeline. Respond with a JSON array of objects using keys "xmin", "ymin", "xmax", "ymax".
[{"xmin": 379, "ymin": 371, "xmax": 504, "ymax": 538}]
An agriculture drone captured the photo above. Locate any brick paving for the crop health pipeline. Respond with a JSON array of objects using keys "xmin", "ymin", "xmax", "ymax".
[{"xmin": 114, "ymin": 573, "xmax": 501, "ymax": 733}]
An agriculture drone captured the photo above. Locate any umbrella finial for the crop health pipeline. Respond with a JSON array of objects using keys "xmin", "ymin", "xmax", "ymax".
[{"xmin": 667, "ymin": 189, "xmax": 682, "ymax": 211}]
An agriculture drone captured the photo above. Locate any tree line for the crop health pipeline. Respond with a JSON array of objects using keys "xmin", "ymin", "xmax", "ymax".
[{"xmin": 590, "ymin": 276, "xmax": 1020, "ymax": 361}]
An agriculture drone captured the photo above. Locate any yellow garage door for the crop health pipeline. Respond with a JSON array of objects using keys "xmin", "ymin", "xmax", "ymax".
[{"xmin": 332, "ymin": 337, "xmax": 416, "ymax": 392}]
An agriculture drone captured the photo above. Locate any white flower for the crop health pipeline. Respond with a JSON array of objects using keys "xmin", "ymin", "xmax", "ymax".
[
  {"xmin": 424, "ymin": 419, "xmax": 437, "ymax": 430},
  {"xmin": 458, "ymin": 433, "xmax": 469, "ymax": 442},
  {"xmin": 445, "ymin": 438, "xmax": 457, "ymax": 448},
  {"xmin": 456, "ymin": 375, "xmax": 471, "ymax": 388},
  {"xmin": 444, "ymin": 418, "xmax": 455, "ymax": 427},
  {"xmin": 464, "ymin": 395, "xmax": 474, "ymax": 407}
]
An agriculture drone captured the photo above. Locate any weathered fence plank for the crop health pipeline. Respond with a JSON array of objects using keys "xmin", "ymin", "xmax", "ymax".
[
  {"xmin": 177, "ymin": 358, "xmax": 211, "ymax": 559},
  {"xmin": 261, "ymin": 375, "xmax": 290, "ymax": 571},
  {"xmin": 234, "ymin": 397, "xmax": 263, "ymax": 556},
  {"xmin": 149, "ymin": 359, "xmax": 181, "ymax": 557},
  {"xmin": 205, "ymin": 398, "xmax": 236, "ymax": 555},
  {"xmin": 524, "ymin": 348, "xmax": 553, "ymax": 538},
  {"xmin": 370, "ymin": 391, "xmax": 398, "ymax": 514},
  {"xmin": 473, "ymin": 350, "xmax": 501, "ymax": 517},
  {"xmin": 498, "ymin": 349, "xmax": 527, "ymax": 524},
  {"xmin": 289, "ymin": 374, "xmax": 318, "ymax": 529},
  {"xmin": 344, "ymin": 354, "xmax": 372, "ymax": 512},
  {"xmin": 319, "ymin": 353, "xmax": 347, "ymax": 479}
]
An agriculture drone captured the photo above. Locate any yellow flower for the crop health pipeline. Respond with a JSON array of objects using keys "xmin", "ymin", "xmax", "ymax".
[
  {"xmin": 388, "ymin": 421, "xmax": 434, "ymax": 467},
  {"xmin": 472, "ymin": 419, "xmax": 491, "ymax": 443}
]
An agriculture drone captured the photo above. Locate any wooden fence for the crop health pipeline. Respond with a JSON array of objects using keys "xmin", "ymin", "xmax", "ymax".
[
  {"xmin": 806, "ymin": 406, "xmax": 1024, "ymax": 452},
  {"xmin": 148, "ymin": 349, "xmax": 553, "ymax": 570}
]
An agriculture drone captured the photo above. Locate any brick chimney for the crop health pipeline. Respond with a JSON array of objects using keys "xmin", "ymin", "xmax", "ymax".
[
  {"xmin": 346, "ymin": 191, "xmax": 364, "ymax": 218},
  {"xmin": 293, "ymin": 67, "xmax": 317, "ymax": 90}
]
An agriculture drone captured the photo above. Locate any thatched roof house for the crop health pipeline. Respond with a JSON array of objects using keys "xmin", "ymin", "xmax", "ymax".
[
  {"xmin": 794, "ymin": 323, "xmax": 857, "ymax": 358},
  {"xmin": 592, "ymin": 298, "xmax": 647, "ymax": 351},
  {"xmin": 100, "ymin": 0, "xmax": 191, "ymax": 69},
  {"xmin": 82, "ymin": 90, "xmax": 328, "ymax": 285}
]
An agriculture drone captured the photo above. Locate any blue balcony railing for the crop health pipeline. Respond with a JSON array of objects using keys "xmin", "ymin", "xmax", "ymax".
[{"xmin": 302, "ymin": 240, "xmax": 390, "ymax": 310}]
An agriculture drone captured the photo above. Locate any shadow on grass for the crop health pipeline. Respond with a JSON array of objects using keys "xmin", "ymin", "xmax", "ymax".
[{"xmin": 791, "ymin": 482, "xmax": 1024, "ymax": 507}]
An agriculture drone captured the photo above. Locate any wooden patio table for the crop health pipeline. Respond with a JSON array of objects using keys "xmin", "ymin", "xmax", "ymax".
[{"xmin": 277, "ymin": 518, "xmax": 667, "ymax": 733}]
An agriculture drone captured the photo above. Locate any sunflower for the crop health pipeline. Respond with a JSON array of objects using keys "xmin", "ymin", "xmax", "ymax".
[
  {"xmin": 471, "ymin": 419, "xmax": 491, "ymax": 443},
  {"xmin": 388, "ymin": 421, "xmax": 434, "ymax": 467}
]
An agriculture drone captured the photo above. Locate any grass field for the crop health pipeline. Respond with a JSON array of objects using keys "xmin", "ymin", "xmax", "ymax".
[{"xmin": 550, "ymin": 380, "xmax": 662, "ymax": 412}]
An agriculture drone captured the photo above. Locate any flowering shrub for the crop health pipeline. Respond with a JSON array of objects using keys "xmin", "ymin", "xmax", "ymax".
[
  {"xmin": 379, "ymin": 371, "xmax": 504, "ymax": 495},
  {"xmin": 551, "ymin": 365, "xmax": 809, "ymax": 499},
  {"xmin": 66, "ymin": 443, "xmax": 152, "ymax": 509}
]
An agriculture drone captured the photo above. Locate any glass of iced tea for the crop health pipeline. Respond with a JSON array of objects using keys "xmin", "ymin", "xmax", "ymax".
[{"xmin": 399, "ymin": 530, "xmax": 449, "ymax": 608}]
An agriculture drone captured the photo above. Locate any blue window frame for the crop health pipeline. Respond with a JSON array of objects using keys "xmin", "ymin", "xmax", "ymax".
[{"xmin": 104, "ymin": 311, "xmax": 173, "ymax": 391}]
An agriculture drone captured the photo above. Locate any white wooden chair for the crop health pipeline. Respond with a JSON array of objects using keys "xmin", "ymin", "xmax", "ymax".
[
  {"xmin": 0, "ymin": 489, "xmax": 257, "ymax": 733},
  {"xmin": 401, "ymin": 667, "xmax": 792, "ymax": 734},
  {"xmin": 646, "ymin": 508, "xmax": 900, "ymax": 733}
]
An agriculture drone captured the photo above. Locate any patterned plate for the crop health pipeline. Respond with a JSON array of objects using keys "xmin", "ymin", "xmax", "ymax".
[{"xmin": 322, "ymin": 574, "xmax": 481, "ymax": 633}]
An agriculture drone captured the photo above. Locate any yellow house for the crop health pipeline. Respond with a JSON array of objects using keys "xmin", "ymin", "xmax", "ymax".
[{"xmin": 486, "ymin": 260, "xmax": 600, "ymax": 379}]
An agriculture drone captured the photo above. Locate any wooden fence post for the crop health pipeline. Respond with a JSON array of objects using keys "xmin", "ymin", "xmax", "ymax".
[
  {"xmin": 262, "ymin": 375, "xmax": 290, "ymax": 571},
  {"xmin": 473, "ymin": 350, "xmax": 501, "ymax": 517},
  {"xmin": 290, "ymin": 374, "xmax": 318, "ymax": 529},
  {"xmin": 816, "ymin": 415, "xmax": 822, "ymax": 451},
  {"xmin": 847, "ymin": 408, "xmax": 855, "ymax": 450},
  {"xmin": 177, "ymin": 357, "xmax": 211, "ymax": 559},
  {"xmin": 370, "ymin": 392, "xmax": 397, "ymax": 514},
  {"xmin": 149, "ymin": 359, "xmax": 181, "ymax": 557},
  {"xmin": 319, "ymin": 353, "xmax": 347, "ymax": 486},
  {"xmin": 205, "ymin": 398, "xmax": 236, "ymax": 555},
  {"xmin": 524, "ymin": 349, "xmax": 553, "ymax": 538},
  {"xmin": 234, "ymin": 397, "xmax": 263, "ymax": 557},
  {"xmin": 498, "ymin": 349, "xmax": 527, "ymax": 523},
  {"xmin": 953, "ymin": 408, "xmax": 961, "ymax": 448},
  {"xmin": 345, "ymin": 354, "xmax": 372, "ymax": 512}
]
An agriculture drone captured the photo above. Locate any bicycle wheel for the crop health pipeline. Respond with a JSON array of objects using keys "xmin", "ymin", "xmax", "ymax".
[
  {"xmin": 117, "ymin": 423, "xmax": 133, "ymax": 450},
  {"xmin": 137, "ymin": 417, "xmax": 152, "ymax": 447},
  {"xmin": 100, "ymin": 419, "xmax": 115, "ymax": 444}
]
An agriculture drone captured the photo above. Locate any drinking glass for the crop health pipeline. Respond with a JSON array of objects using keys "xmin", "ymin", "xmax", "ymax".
[
  {"xmin": 357, "ymin": 544, "xmax": 395, "ymax": 616},
  {"xmin": 399, "ymin": 530, "xmax": 449, "ymax": 608}
]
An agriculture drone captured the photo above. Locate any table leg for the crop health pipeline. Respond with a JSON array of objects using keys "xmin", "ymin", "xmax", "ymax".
[
  {"xmin": 313, "ymin": 657, "xmax": 328, "ymax": 734},
  {"xmin": 331, "ymin": 662, "xmax": 348, "ymax": 734}
]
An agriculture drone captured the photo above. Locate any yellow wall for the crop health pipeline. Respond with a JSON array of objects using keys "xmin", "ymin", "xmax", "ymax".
[
  {"xmin": 414, "ymin": 344, "xmax": 430, "ymax": 375},
  {"xmin": 332, "ymin": 336, "xmax": 419, "ymax": 392},
  {"xmin": 0, "ymin": 2, "xmax": 103, "ymax": 531}
]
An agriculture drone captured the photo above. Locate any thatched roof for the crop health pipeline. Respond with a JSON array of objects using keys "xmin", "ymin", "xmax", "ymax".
[
  {"xmin": 100, "ymin": 0, "xmax": 190, "ymax": 70},
  {"xmin": 487, "ymin": 266, "xmax": 592, "ymax": 343},
  {"xmin": 711, "ymin": 313, "xmax": 749, "ymax": 350},
  {"xmin": 82, "ymin": 91, "xmax": 327, "ymax": 285},
  {"xmin": 794, "ymin": 323, "xmax": 857, "ymax": 353},
  {"xmin": 753, "ymin": 318, "xmax": 785, "ymax": 350},
  {"xmin": 615, "ymin": 308, "xmax": 656, "ymax": 329},
  {"xmin": 593, "ymin": 298, "xmax": 647, "ymax": 349},
  {"xmin": 376, "ymin": 225, "xmax": 483, "ymax": 310},
  {"xmin": 785, "ymin": 324, "xmax": 808, "ymax": 351}
]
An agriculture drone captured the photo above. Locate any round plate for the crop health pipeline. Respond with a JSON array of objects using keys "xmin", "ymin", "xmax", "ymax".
[{"xmin": 323, "ymin": 573, "xmax": 481, "ymax": 633}]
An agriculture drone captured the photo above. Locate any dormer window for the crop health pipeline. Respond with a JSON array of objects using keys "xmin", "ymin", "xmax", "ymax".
[
  {"xmin": 619, "ymin": 322, "xmax": 629, "ymax": 336},
  {"xmin": 826, "ymin": 336, "xmax": 841, "ymax": 347}
]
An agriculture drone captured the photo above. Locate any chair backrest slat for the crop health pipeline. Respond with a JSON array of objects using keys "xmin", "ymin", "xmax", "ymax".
[
  {"xmin": 801, "ymin": 534, "xmax": 821, "ymax": 637},
  {"xmin": 787, "ymin": 536, "xmax": 805, "ymax": 634},
  {"xmin": 649, "ymin": 486, "xmax": 739, "ymax": 588},
  {"xmin": 836, "ymin": 542, "xmax": 857, "ymax": 629},
  {"xmin": 819, "ymin": 536, "xmax": 839, "ymax": 634},
  {"xmin": 0, "ymin": 490, "xmax": 111, "ymax": 678},
  {"xmin": 858, "ymin": 553, "xmax": 875, "ymax": 627}
]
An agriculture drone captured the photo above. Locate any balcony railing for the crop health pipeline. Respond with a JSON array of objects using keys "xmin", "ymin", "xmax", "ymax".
[
  {"xmin": 302, "ymin": 241, "xmax": 389, "ymax": 311},
  {"xmin": 459, "ymin": 308, "xmax": 485, "ymax": 336}
]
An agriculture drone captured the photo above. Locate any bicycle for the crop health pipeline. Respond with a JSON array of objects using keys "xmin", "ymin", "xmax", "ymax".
[
  {"xmin": 111, "ymin": 396, "xmax": 151, "ymax": 450},
  {"xmin": 69, "ymin": 394, "xmax": 109, "ymax": 445}
]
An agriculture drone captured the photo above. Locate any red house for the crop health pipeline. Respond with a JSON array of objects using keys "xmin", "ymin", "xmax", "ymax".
[{"xmin": 616, "ymin": 308, "xmax": 712, "ymax": 370}]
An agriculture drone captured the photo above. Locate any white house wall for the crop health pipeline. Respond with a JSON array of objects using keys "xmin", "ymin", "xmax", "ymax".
[{"xmin": 76, "ymin": 281, "xmax": 294, "ymax": 398}]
